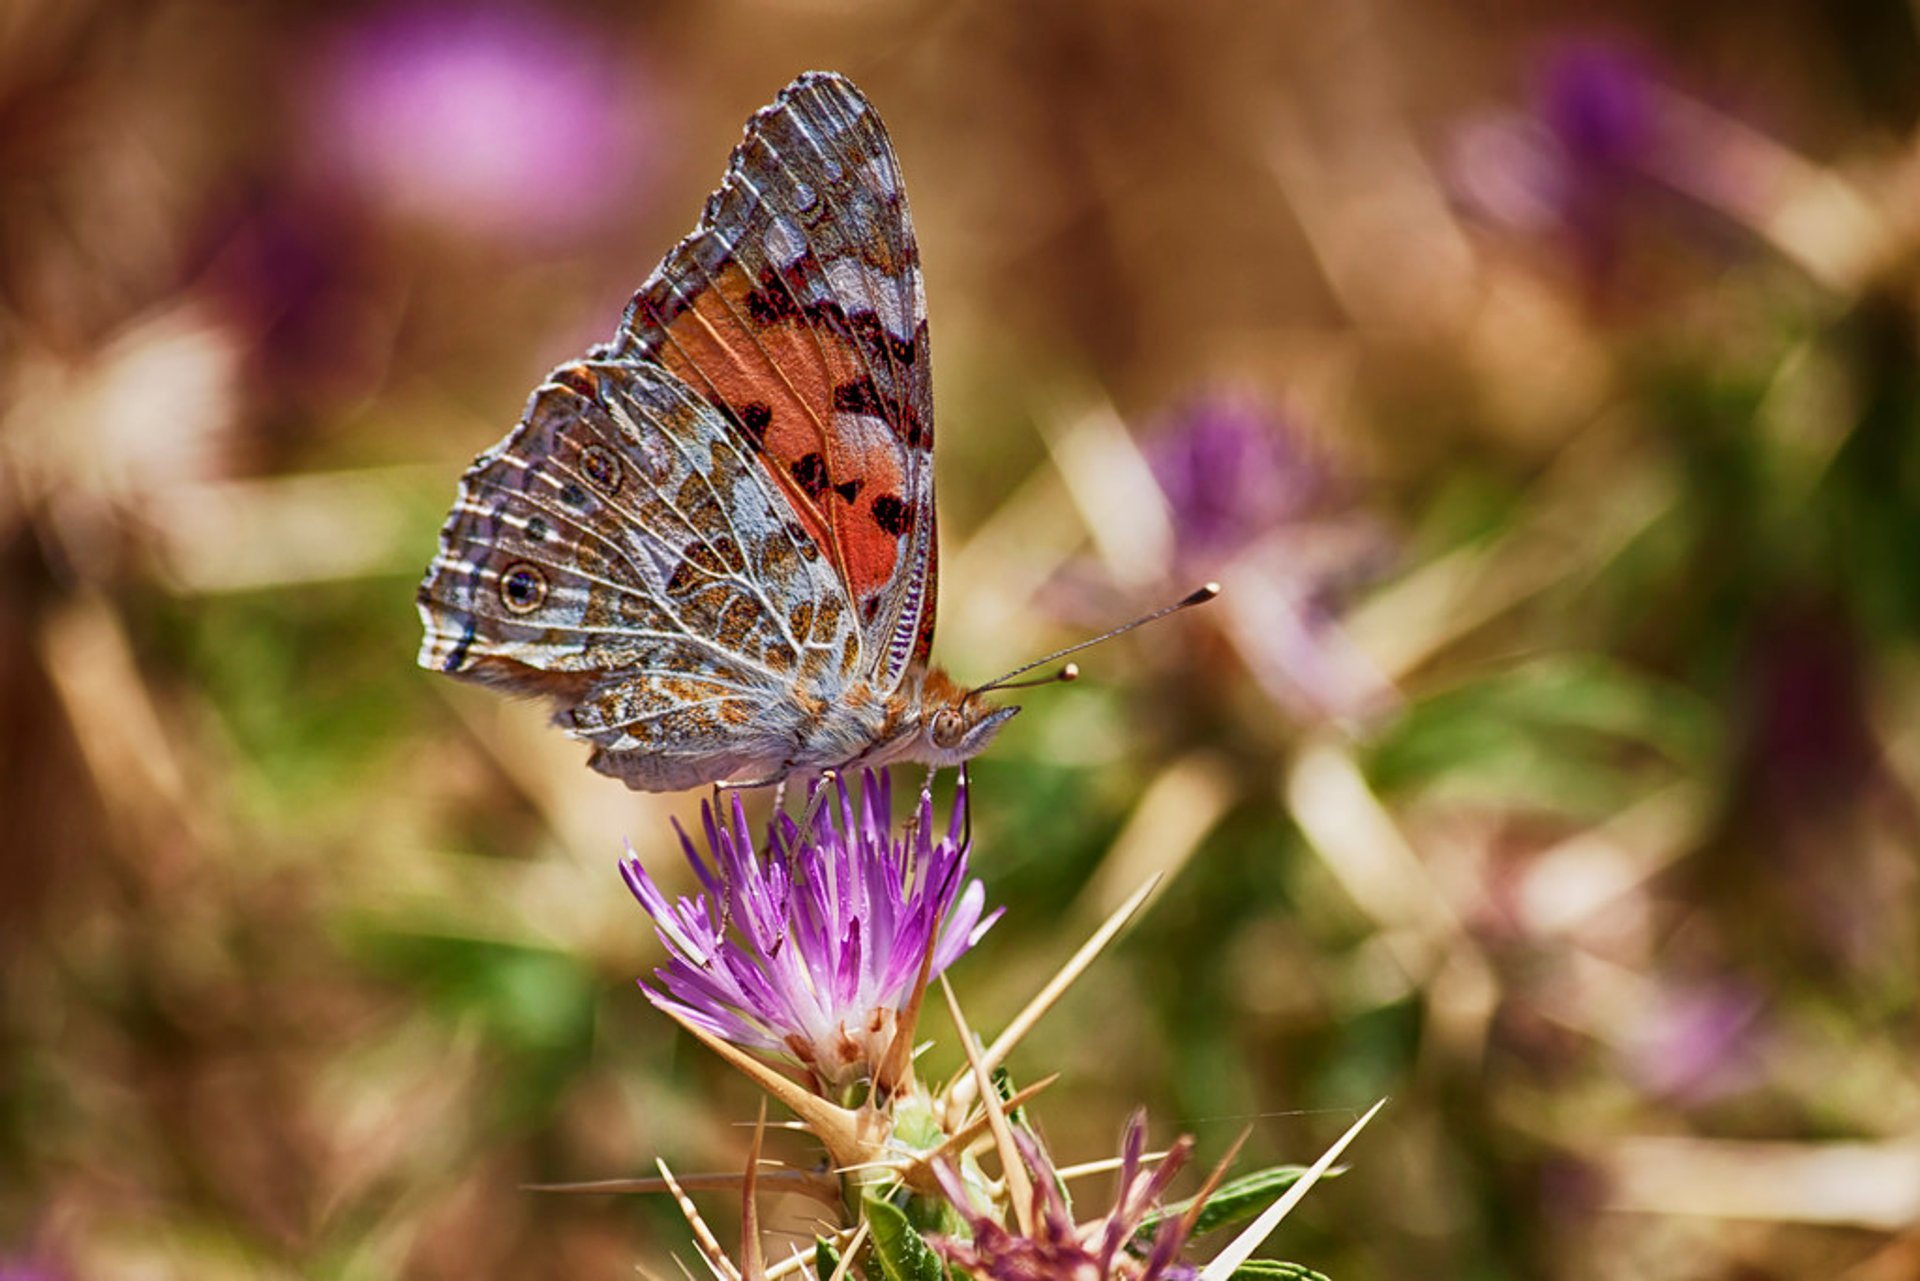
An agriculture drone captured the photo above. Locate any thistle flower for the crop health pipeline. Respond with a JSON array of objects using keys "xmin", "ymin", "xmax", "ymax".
[
  {"xmin": 304, "ymin": 3, "xmax": 661, "ymax": 242},
  {"xmin": 1144, "ymin": 393, "xmax": 1326, "ymax": 569},
  {"xmin": 1624, "ymin": 976, "xmax": 1768, "ymax": 1104},
  {"xmin": 932, "ymin": 1111, "xmax": 1200, "ymax": 1281},
  {"xmin": 622, "ymin": 770, "xmax": 999, "ymax": 1094},
  {"xmin": 1447, "ymin": 38, "xmax": 1669, "ymax": 281},
  {"xmin": 1145, "ymin": 392, "xmax": 1397, "ymax": 723}
]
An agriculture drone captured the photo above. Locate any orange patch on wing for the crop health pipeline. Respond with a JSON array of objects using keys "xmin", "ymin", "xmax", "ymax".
[
  {"xmin": 832, "ymin": 438, "xmax": 907, "ymax": 604},
  {"xmin": 656, "ymin": 260, "xmax": 908, "ymax": 605}
]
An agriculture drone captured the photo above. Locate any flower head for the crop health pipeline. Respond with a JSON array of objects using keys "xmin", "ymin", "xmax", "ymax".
[
  {"xmin": 1447, "ymin": 38, "xmax": 1664, "ymax": 246},
  {"xmin": 1144, "ymin": 391, "xmax": 1397, "ymax": 723},
  {"xmin": 1145, "ymin": 393, "xmax": 1324, "ymax": 568},
  {"xmin": 932, "ymin": 1111, "xmax": 1200, "ymax": 1281},
  {"xmin": 1624, "ymin": 976, "xmax": 1768, "ymax": 1104},
  {"xmin": 304, "ymin": 4, "xmax": 661, "ymax": 242},
  {"xmin": 622, "ymin": 770, "xmax": 998, "ymax": 1093}
]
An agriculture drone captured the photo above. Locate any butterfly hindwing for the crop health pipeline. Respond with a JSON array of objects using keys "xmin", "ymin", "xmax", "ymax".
[
  {"xmin": 612, "ymin": 71, "xmax": 938, "ymax": 693},
  {"xmin": 417, "ymin": 358, "xmax": 858, "ymax": 789}
]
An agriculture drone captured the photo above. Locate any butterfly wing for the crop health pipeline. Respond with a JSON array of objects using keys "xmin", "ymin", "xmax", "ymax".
[
  {"xmin": 417, "ymin": 357, "xmax": 857, "ymax": 791},
  {"xmin": 610, "ymin": 71, "xmax": 939, "ymax": 692}
]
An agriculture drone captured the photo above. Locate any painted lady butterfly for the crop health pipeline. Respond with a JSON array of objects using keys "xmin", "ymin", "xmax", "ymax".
[{"xmin": 417, "ymin": 71, "xmax": 1028, "ymax": 791}]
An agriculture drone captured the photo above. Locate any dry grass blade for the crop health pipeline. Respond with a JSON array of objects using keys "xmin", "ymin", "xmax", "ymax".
[
  {"xmin": 1044, "ymin": 397, "xmax": 1175, "ymax": 591},
  {"xmin": 658, "ymin": 1156, "xmax": 741, "ymax": 1281},
  {"xmin": 763, "ymin": 1223, "xmax": 866, "ymax": 1281},
  {"xmin": 1073, "ymin": 752, "xmax": 1235, "ymax": 922},
  {"xmin": 876, "ymin": 913, "xmax": 941, "ymax": 1100},
  {"xmin": 741, "ymin": 1100, "xmax": 767, "ymax": 1281},
  {"xmin": 1055, "ymin": 1150, "xmax": 1172, "ymax": 1182},
  {"xmin": 1179, "ymin": 1127, "xmax": 1252, "ymax": 1240},
  {"xmin": 1599, "ymin": 1133, "xmax": 1920, "ymax": 1228},
  {"xmin": 1197, "ymin": 1100, "xmax": 1385, "ymax": 1281},
  {"xmin": 828, "ymin": 1219, "xmax": 870, "ymax": 1281},
  {"xmin": 946, "ymin": 873, "xmax": 1161, "ymax": 1112},
  {"xmin": 907, "ymin": 1074, "xmax": 1059, "ymax": 1185},
  {"xmin": 941, "ymin": 974, "xmax": 1034, "ymax": 1235},
  {"xmin": 1284, "ymin": 737, "xmax": 1459, "ymax": 973},
  {"xmin": 37, "ymin": 592, "xmax": 198, "ymax": 847},
  {"xmin": 523, "ymin": 1169, "xmax": 839, "ymax": 1208}
]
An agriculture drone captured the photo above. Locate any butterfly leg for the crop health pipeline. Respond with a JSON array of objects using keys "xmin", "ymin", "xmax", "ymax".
[
  {"xmin": 797, "ymin": 769, "xmax": 839, "ymax": 830},
  {"xmin": 717, "ymin": 775, "xmax": 781, "ymax": 792},
  {"xmin": 959, "ymin": 761, "xmax": 973, "ymax": 849}
]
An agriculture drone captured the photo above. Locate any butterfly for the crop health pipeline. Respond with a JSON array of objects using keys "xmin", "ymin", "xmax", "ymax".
[{"xmin": 417, "ymin": 71, "xmax": 1024, "ymax": 793}]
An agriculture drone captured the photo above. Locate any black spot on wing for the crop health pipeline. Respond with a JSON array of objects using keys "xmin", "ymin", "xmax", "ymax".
[
  {"xmin": 734, "ymin": 401, "xmax": 773, "ymax": 450},
  {"xmin": 792, "ymin": 452, "xmax": 830, "ymax": 499},
  {"xmin": 833, "ymin": 376, "xmax": 883, "ymax": 417},
  {"xmin": 870, "ymin": 493, "xmax": 910, "ymax": 536}
]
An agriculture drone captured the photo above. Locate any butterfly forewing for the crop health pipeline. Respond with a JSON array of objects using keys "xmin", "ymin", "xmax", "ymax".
[{"xmin": 612, "ymin": 71, "xmax": 937, "ymax": 692}]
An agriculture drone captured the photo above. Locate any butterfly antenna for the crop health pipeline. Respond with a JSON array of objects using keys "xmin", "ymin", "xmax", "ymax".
[
  {"xmin": 989, "ymin": 662, "xmax": 1081, "ymax": 692},
  {"xmin": 969, "ymin": 582, "xmax": 1221, "ymax": 697}
]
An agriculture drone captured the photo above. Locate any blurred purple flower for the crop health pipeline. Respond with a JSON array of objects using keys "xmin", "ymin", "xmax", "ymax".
[
  {"xmin": 1443, "ymin": 35, "xmax": 1783, "ymax": 296},
  {"xmin": 1537, "ymin": 40, "xmax": 1659, "ymax": 171},
  {"xmin": 1449, "ymin": 39, "xmax": 1665, "ymax": 269},
  {"xmin": 622, "ymin": 770, "xmax": 998, "ymax": 1092},
  {"xmin": 1144, "ymin": 393, "xmax": 1325, "ymax": 567},
  {"xmin": 1144, "ymin": 392, "xmax": 1398, "ymax": 722},
  {"xmin": 305, "ymin": 4, "xmax": 660, "ymax": 242},
  {"xmin": 932, "ymin": 1111, "xmax": 1200, "ymax": 1281},
  {"xmin": 0, "ymin": 1258, "xmax": 63, "ymax": 1281},
  {"xmin": 1624, "ymin": 978, "xmax": 1768, "ymax": 1104}
]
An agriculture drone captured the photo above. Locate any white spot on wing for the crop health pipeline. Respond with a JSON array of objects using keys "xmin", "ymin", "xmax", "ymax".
[
  {"xmin": 833, "ymin": 413, "xmax": 902, "ymax": 455},
  {"xmin": 862, "ymin": 156, "xmax": 898, "ymax": 198},
  {"xmin": 766, "ymin": 215, "xmax": 807, "ymax": 267},
  {"xmin": 825, "ymin": 258, "xmax": 910, "ymax": 339}
]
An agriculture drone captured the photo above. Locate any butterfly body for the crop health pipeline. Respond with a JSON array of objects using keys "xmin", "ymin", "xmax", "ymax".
[{"xmin": 418, "ymin": 73, "xmax": 1017, "ymax": 791}]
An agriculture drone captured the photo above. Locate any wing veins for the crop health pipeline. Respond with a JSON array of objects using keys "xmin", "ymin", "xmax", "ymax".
[
  {"xmin": 584, "ymin": 389, "xmax": 821, "ymax": 656},
  {"xmin": 754, "ymin": 88, "xmax": 931, "ymax": 687}
]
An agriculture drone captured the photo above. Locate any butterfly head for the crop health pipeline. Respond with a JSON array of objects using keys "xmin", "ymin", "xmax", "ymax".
[
  {"xmin": 912, "ymin": 583, "xmax": 1223, "ymax": 768},
  {"xmin": 923, "ymin": 691, "xmax": 1020, "ymax": 767},
  {"xmin": 909, "ymin": 669, "xmax": 1019, "ymax": 767}
]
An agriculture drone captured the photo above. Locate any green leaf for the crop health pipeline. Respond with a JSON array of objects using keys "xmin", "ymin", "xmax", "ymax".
[
  {"xmin": 865, "ymin": 1195, "xmax": 946, "ymax": 1281},
  {"xmin": 991, "ymin": 1066, "xmax": 1029, "ymax": 1127},
  {"xmin": 1226, "ymin": 1262, "xmax": 1330, "ymax": 1281},
  {"xmin": 1135, "ymin": 1165, "xmax": 1330, "ymax": 1241},
  {"xmin": 814, "ymin": 1235, "xmax": 842, "ymax": 1281},
  {"xmin": 1364, "ymin": 654, "xmax": 1719, "ymax": 817}
]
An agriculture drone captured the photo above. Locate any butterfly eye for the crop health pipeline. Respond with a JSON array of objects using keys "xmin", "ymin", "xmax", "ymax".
[
  {"xmin": 499, "ymin": 562, "xmax": 548, "ymax": 614},
  {"xmin": 929, "ymin": 707, "xmax": 964, "ymax": 749}
]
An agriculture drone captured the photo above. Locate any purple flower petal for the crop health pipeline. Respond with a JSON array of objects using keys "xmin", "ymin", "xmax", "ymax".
[
  {"xmin": 1145, "ymin": 393, "xmax": 1324, "ymax": 563},
  {"xmin": 932, "ymin": 1113, "xmax": 1201, "ymax": 1281},
  {"xmin": 623, "ymin": 769, "xmax": 994, "ymax": 1091}
]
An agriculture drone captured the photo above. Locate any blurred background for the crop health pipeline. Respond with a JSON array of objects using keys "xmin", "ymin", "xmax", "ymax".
[{"xmin": 6, "ymin": 1, "xmax": 1920, "ymax": 1277}]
